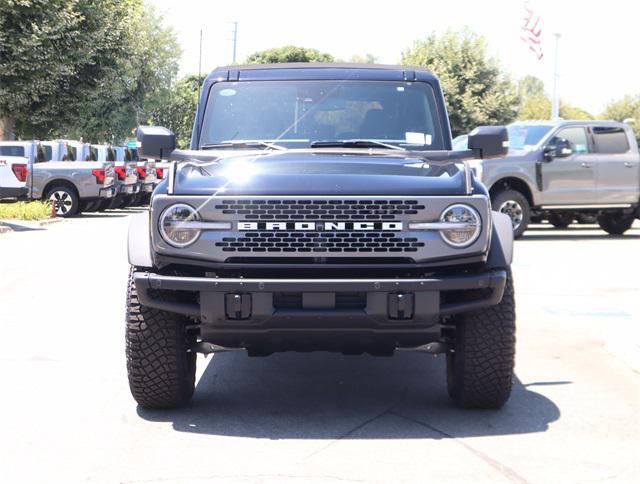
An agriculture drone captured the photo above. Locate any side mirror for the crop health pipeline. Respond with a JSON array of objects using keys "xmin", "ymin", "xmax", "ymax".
[
  {"xmin": 136, "ymin": 126, "xmax": 176, "ymax": 159},
  {"xmin": 467, "ymin": 126, "xmax": 509, "ymax": 159},
  {"xmin": 544, "ymin": 138, "xmax": 573, "ymax": 160}
]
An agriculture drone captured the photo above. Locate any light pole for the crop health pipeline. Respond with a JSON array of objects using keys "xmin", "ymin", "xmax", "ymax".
[
  {"xmin": 198, "ymin": 29, "xmax": 203, "ymax": 100},
  {"xmin": 551, "ymin": 33, "xmax": 561, "ymax": 119},
  {"xmin": 231, "ymin": 21, "xmax": 238, "ymax": 64}
]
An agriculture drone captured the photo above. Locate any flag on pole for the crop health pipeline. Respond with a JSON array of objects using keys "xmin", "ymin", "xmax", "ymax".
[{"xmin": 521, "ymin": 1, "xmax": 543, "ymax": 60}]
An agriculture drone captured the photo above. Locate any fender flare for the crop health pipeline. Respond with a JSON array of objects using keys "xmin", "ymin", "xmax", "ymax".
[
  {"xmin": 128, "ymin": 212, "xmax": 153, "ymax": 268},
  {"xmin": 486, "ymin": 211, "xmax": 514, "ymax": 269}
]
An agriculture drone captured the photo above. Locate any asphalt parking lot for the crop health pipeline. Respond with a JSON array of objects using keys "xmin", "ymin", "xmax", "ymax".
[{"xmin": 1, "ymin": 212, "xmax": 639, "ymax": 484}]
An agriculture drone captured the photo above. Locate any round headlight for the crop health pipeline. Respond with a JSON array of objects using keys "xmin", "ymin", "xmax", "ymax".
[
  {"xmin": 159, "ymin": 204, "xmax": 201, "ymax": 247},
  {"xmin": 439, "ymin": 204, "xmax": 481, "ymax": 248}
]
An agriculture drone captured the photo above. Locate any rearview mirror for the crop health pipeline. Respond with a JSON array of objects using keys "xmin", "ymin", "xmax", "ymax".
[
  {"xmin": 544, "ymin": 138, "xmax": 573, "ymax": 160},
  {"xmin": 137, "ymin": 126, "xmax": 176, "ymax": 159},
  {"xmin": 467, "ymin": 126, "xmax": 509, "ymax": 159}
]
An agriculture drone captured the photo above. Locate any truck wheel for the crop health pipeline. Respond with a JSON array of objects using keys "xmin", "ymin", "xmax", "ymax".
[
  {"xmin": 597, "ymin": 213, "xmax": 635, "ymax": 235},
  {"xmin": 492, "ymin": 190, "xmax": 530, "ymax": 238},
  {"xmin": 45, "ymin": 185, "xmax": 79, "ymax": 217},
  {"xmin": 125, "ymin": 267, "xmax": 196, "ymax": 409},
  {"xmin": 446, "ymin": 269, "xmax": 516, "ymax": 409},
  {"xmin": 548, "ymin": 213, "xmax": 573, "ymax": 229}
]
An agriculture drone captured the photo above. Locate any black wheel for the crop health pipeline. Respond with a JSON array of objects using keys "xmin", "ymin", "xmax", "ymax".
[
  {"xmin": 125, "ymin": 267, "xmax": 196, "ymax": 409},
  {"xmin": 45, "ymin": 184, "xmax": 79, "ymax": 217},
  {"xmin": 548, "ymin": 213, "xmax": 573, "ymax": 229},
  {"xmin": 446, "ymin": 269, "xmax": 516, "ymax": 409},
  {"xmin": 597, "ymin": 213, "xmax": 635, "ymax": 235},
  {"xmin": 492, "ymin": 190, "xmax": 530, "ymax": 238}
]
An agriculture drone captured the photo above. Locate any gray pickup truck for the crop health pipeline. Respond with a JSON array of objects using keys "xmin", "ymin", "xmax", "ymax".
[
  {"xmin": 0, "ymin": 140, "xmax": 118, "ymax": 216},
  {"xmin": 463, "ymin": 120, "xmax": 640, "ymax": 236}
]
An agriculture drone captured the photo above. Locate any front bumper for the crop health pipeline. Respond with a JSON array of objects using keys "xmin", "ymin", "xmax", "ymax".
[{"xmin": 133, "ymin": 269, "xmax": 507, "ymax": 326}]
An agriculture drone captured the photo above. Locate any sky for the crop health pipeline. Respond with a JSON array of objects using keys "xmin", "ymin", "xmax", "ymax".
[{"xmin": 149, "ymin": 0, "xmax": 639, "ymax": 115}]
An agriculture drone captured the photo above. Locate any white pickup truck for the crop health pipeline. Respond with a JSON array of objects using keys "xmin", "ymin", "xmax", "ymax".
[{"xmin": 0, "ymin": 155, "xmax": 28, "ymax": 200}]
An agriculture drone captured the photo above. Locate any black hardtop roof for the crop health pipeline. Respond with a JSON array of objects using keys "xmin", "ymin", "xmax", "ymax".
[
  {"xmin": 205, "ymin": 63, "xmax": 438, "ymax": 82},
  {"xmin": 213, "ymin": 62, "xmax": 433, "ymax": 72}
]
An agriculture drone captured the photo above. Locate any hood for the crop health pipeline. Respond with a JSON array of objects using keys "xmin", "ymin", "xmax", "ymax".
[{"xmin": 172, "ymin": 151, "xmax": 470, "ymax": 196}]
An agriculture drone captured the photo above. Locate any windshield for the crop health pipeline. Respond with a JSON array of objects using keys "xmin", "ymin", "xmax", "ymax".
[
  {"xmin": 507, "ymin": 124, "xmax": 553, "ymax": 150},
  {"xmin": 200, "ymin": 80, "xmax": 444, "ymax": 150}
]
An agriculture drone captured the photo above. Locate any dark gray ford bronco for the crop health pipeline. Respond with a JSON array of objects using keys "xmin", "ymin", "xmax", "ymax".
[{"xmin": 126, "ymin": 64, "xmax": 516, "ymax": 409}]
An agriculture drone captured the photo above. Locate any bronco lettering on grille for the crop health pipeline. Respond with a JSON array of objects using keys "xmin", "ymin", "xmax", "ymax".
[{"xmin": 238, "ymin": 221, "xmax": 403, "ymax": 231}]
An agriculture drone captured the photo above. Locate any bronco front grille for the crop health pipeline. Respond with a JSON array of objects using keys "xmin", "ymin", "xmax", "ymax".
[
  {"xmin": 213, "ymin": 199, "xmax": 426, "ymax": 220},
  {"xmin": 215, "ymin": 231, "xmax": 425, "ymax": 253}
]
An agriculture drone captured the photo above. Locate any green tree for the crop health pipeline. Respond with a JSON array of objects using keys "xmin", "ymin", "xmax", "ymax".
[
  {"xmin": 515, "ymin": 75, "xmax": 593, "ymax": 121},
  {"xmin": 401, "ymin": 29, "xmax": 520, "ymax": 136},
  {"xmin": 517, "ymin": 75, "xmax": 546, "ymax": 99},
  {"xmin": 149, "ymin": 75, "xmax": 204, "ymax": 149},
  {"xmin": 0, "ymin": 0, "xmax": 180, "ymax": 142},
  {"xmin": 246, "ymin": 46, "xmax": 334, "ymax": 64},
  {"xmin": 63, "ymin": 3, "xmax": 180, "ymax": 143},
  {"xmin": 600, "ymin": 95, "xmax": 640, "ymax": 122},
  {"xmin": 0, "ymin": 0, "xmax": 83, "ymax": 139},
  {"xmin": 518, "ymin": 94, "xmax": 551, "ymax": 120}
]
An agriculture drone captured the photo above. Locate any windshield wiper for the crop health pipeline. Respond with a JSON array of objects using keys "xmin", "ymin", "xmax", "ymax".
[
  {"xmin": 200, "ymin": 140, "xmax": 286, "ymax": 151},
  {"xmin": 309, "ymin": 139, "xmax": 404, "ymax": 151}
]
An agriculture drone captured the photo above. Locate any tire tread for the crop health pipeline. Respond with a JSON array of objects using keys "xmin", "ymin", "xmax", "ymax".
[
  {"xmin": 125, "ymin": 267, "xmax": 195, "ymax": 409},
  {"xmin": 447, "ymin": 269, "xmax": 516, "ymax": 409}
]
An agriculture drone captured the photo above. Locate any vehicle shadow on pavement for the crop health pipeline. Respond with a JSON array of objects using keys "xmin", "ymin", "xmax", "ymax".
[
  {"xmin": 519, "ymin": 233, "xmax": 640, "ymax": 241},
  {"xmin": 0, "ymin": 222, "xmax": 45, "ymax": 232},
  {"xmin": 137, "ymin": 351, "xmax": 561, "ymax": 439}
]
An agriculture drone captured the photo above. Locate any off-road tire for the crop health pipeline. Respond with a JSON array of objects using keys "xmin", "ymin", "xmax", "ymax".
[
  {"xmin": 548, "ymin": 213, "xmax": 573, "ymax": 229},
  {"xmin": 597, "ymin": 213, "xmax": 634, "ymax": 235},
  {"xmin": 125, "ymin": 267, "xmax": 196, "ymax": 409},
  {"xmin": 492, "ymin": 190, "xmax": 530, "ymax": 238},
  {"xmin": 446, "ymin": 269, "xmax": 516, "ymax": 409}
]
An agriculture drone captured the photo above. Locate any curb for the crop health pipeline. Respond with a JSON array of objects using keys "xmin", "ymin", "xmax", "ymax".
[
  {"xmin": 39, "ymin": 217, "xmax": 65, "ymax": 227},
  {"xmin": 0, "ymin": 217, "xmax": 65, "ymax": 234}
]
